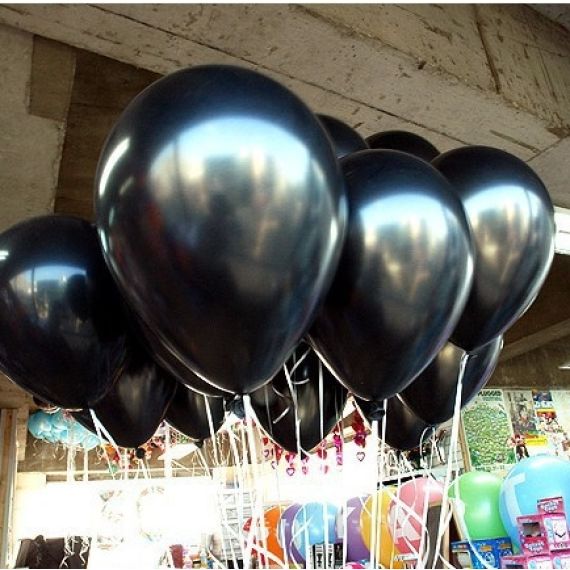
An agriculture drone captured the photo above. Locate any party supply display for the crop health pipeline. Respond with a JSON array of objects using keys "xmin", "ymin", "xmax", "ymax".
[
  {"xmin": 401, "ymin": 336, "xmax": 503, "ymax": 426},
  {"xmin": 96, "ymin": 64, "xmax": 347, "ymax": 396},
  {"xmin": 360, "ymin": 488, "xmax": 404, "ymax": 568},
  {"xmin": 451, "ymin": 538, "xmax": 512, "ymax": 569},
  {"xmin": 250, "ymin": 343, "xmax": 347, "ymax": 453},
  {"xmin": 499, "ymin": 456, "xmax": 570, "ymax": 549},
  {"xmin": 434, "ymin": 146, "xmax": 555, "ymax": 352},
  {"xmin": 449, "ymin": 471, "xmax": 508, "ymax": 541},
  {"xmin": 73, "ymin": 340, "xmax": 177, "ymax": 449},
  {"xmin": 318, "ymin": 114, "xmax": 369, "ymax": 160},
  {"xmin": 165, "ymin": 384, "xmax": 225, "ymax": 443},
  {"xmin": 309, "ymin": 149, "xmax": 474, "ymax": 403},
  {"xmin": 0, "ymin": 216, "xmax": 128, "ymax": 409},
  {"xmin": 366, "ymin": 130, "xmax": 440, "ymax": 162}
]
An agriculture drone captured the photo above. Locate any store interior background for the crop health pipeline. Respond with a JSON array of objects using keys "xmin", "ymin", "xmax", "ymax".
[{"xmin": 0, "ymin": 3, "xmax": 569, "ymax": 567}]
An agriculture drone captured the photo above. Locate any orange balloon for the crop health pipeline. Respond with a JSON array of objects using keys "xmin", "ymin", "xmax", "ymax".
[
  {"xmin": 243, "ymin": 505, "xmax": 286, "ymax": 567},
  {"xmin": 360, "ymin": 488, "xmax": 404, "ymax": 568}
]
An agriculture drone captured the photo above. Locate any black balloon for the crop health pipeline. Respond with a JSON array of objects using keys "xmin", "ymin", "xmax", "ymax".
[
  {"xmin": 400, "ymin": 336, "xmax": 503, "ymax": 426},
  {"xmin": 309, "ymin": 150, "xmax": 474, "ymax": 402},
  {"xmin": 434, "ymin": 146, "xmax": 555, "ymax": 351},
  {"xmin": 137, "ymin": 316, "xmax": 229, "ymax": 398},
  {"xmin": 356, "ymin": 396, "xmax": 434, "ymax": 452},
  {"xmin": 318, "ymin": 115, "xmax": 368, "ymax": 159},
  {"xmin": 250, "ymin": 344, "xmax": 347, "ymax": 453},
  {"xmin": 73, "ymin": 341, "xmax": 176, "ymax": 448},
  {"xmin": 165, "ymin": 384, "xmax": 226, "ymax": 442},
  {"xmin": 0, "ymin": 216, "xmax": 128, "ymax": 409},
  {"xmin": 96, "ymin": 64, "xmax": 347, "ymax": 395},
  {"xmin": 366, "ymin": 130, "xmax": 439, "ymax": 162}
]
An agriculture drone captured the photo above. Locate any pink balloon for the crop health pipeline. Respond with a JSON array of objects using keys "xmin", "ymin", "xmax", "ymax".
[{"xmin": 387, "ymin": 477, "xmax": 444, "ymax": 556}]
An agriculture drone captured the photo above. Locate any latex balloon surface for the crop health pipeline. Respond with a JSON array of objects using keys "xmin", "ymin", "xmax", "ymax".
[
  {"xmin": 0, "ymin": 216, "xmax": 128, "ymax": 408},
  {"xmin": 292, "ymin": 502, "xmax": 338, "ymax": 560},
  {"xmin": 434, "ymin": 146, "xmax": 555, "ymax": 351},
  {"xmin": 73, "ymin": 341, "xmax": 176, "ymax": 448},
  {"xmin": 499, "ymin": 455, "xmax": 570, "ymax": 548},
  {"xmin": 366, "ymin": 130, "xmax": 439, "ymax": 162},
  {"xmin": 318, "ymin": 115, "xmax": 368, "ymax": 159},
  {"xmin": 401, "ymin": 336, "xmax": 503, "ymax": 425},
  {"xmin": 251, "ymin": 343, "xmax": 347, "ymax": 453},
  {"xmin": 341, "ymin": 496, "xmax": 370, "ymax": 563},
  {"xmin": 243, "ymin": 506, "xmax": 286, "ymax": 565},
  {"xmin": 449, "ymin": 471, "xmax": 507, "ymax": 541},
  {"xmin": 96, "ymin": 64, "xmax": 347, "ymax": 395},
  {"xmin": 280, "ymin": 504, "xmax": 305, "ymax": 563},
  {"xmin": 360, "ymin": 489, "xmax": 404, "ymax": 568},
  {"xmin": 165, "ymin": 383, "xmax": 225, "ymax": 442},
  {"xmin": 357, "ymin": 396, "xmax": 433, "ymax": 451},
  {"xmin": 310, "ymin": 150, "xmax": 474, "ymax": 402}
]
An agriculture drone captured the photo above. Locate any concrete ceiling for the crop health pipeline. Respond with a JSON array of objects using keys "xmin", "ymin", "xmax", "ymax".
[
  {"xmin": 0, "ymin": 4, "xmax": 570, "ymax": 409},
  {"xmin": 532, "ymin": 5, "xmax": 570, "ymax": 32}
]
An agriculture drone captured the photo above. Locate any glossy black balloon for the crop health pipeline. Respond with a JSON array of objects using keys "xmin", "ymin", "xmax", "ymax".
[
  {"xmin": 73, "ymin": 342, "xmax": 176, "ymax": 448},
  {"xmin": 400, "ymin": 336, "xmax": 503, "ymax": 426},
  {"xmin": 96, "ymin": 64, "xmax": 347, "ymax": 395},
  {"xmin": 434, "ymin": 146, "xmax": 555, "ymax": 351},
  {"xmin": 250, "ymin": 344, "xmax": 347, "ymax": 453},
  {"xmin": 0, "ymin": 216, "xmax": 128, "ymax": 408},
  {"xmin": 356, "ymin": 396, "xmax": 434, "ymax": 452},
  {"xmin": 165, "ymin": 384, "xmax": 226, "ymax": 442},
  {"xmin": 318, "ymin": 115, "xmax": 368, "ymax": 159},
  {"xmin": 137, "ymin": 316, "xmax": 229, "ymax": 398},
  {"xmin": 366, "ymin": 130, "xmax": 440, "ymax": 162},
  {"xmin": 309, "ymin": 150, "xmax": 474, "ymax": 402}
]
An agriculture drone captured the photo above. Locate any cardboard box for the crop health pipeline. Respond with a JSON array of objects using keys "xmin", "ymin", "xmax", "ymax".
[
  {"xmin": 544, "ymin": 515, "xmax": 570, "ymax": 551},
  {"xmin": 538, "ymin": 497, "xmax": 566, "ymax": 516},
  {"xmin": 501, "ymin": 554, "xmax": 528, "ymax": 569},
  {"xmin": 451, "ymin": 538, "xmax": 513, "ymax": 569},
  {"xmin": 552, "ymin": 550, "xmax": 570, "ymax": 569},
  {"xmin": 527, "ymin": 555, "xmax": 554, "ymax": 569},
  {"xmin": 518, "ymin": 514, "xmax": 551, "ymax": 556}
]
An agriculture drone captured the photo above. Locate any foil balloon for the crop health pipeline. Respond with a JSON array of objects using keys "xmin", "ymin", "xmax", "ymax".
[
  {"xmin": 366, "ymin": 130, "xmax": 440, "ymax": 162},
  {"xmin": 400, "ymin": 336, "xmax": 503, "ymax": 425},
  {"xmin": 310, "ymin": 150, "xmax": 474, "ymax": 402},
  {"xmin": 96, "ymin": 64, "xmax": 347, "ymax": 395},
  {"xmin": 434, "ymin": 146, "xmax": 555, "ymax": 351},
  {"xmin": 360, "ymin": 488, "xmax": 404, "ymax": 568},
  {"xmin": 73, "ymin": 340, "xmax": 176, "ymax": 448},
  {"xmin": 0, "ymin": 216, "xmax": 128, "ymax": 409},
  {"xmin": 318, "ymin": 114, "xmax": 368, "ymax": 159},
  {"xmin": 250, "ymin": 343, "xmax": 347, "ymax": 454},
  {"xmin": 165, "ymin": 383, "xmax": 225, "ymax": 442},
  {"xmin": 356, "ymin": 396, "xmax": 434, "ymax": 451}
]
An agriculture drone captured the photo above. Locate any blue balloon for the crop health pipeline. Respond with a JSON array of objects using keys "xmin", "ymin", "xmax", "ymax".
[
  {"xmin": 499, "ymin": 455, "xmax": 570, "ymax": 548},
  {"xmin": 292, "ymin": 502, "xmax": 338, "ymax": 559},
  {"xmin": 27, "ymin": 413, "xmax": 43, "ymax": 439},
  {"xmin": 37, "ymin": 412, "xmax": 52, "ymax": 435}
]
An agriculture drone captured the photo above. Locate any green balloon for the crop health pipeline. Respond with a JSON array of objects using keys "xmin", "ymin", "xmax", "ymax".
[{"xmin": 449, "ymin": 471, "xmax": 508, "ymax": 540}]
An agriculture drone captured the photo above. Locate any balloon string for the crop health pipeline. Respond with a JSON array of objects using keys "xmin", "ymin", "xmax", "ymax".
[
  {"xmin": 205, "ymin": 398, "xmax": 221, "ymax": 467},
  {"xmin": 434, "ymin": 352, "xmax": 468, "ymax": 566},
  {"xmin": 289, "ymin": 347, "xmax": 311, "ymax": 377},
  {"xmin": 379, "ymin": 398, "xmax": 389, "ymax": 568},
  {"xmin": 163, "ymin": 423, "xmax": 173, "ymax": 478},
  {"xmin": 369, "ymin": 419, "xmax": 379, "ymax": 570},
  {"xmin": 225, "ymin": 429, "xmax": 243, "ymax": 570}
]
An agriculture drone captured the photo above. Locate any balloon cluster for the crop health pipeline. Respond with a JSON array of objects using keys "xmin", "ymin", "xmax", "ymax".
[
  {"xmin": 0, "ymin": 63, "xmax": 555, "ymax": 457},
  {"xmin": 28, "ymin": 410, "xmax": 100, "ymax": 451}
]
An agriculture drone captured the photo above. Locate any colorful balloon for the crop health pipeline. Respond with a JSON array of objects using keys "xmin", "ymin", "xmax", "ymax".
[
  {"xmin": 434, "ymin": 146, "xmax": 555, "ymax": 351},
  {"xmin": 243, "ymin": 506, "xmax": 286, "ymax": 565},
  {"xmin": 499, "ymin": 455, "xmax": 570, "ymax": 548},
  {"xmin": 449, "ymin": 471, "xmax": 507, "ymax": 541},
  {"xmin": 366, "ymin": 130, "xmax": 439, "ymax": 162},
  {"xmin": 388, "ymin": 477, "xmax": 444, "ymax": 557},
  {"xmin": 360, "ymin": 488, "xmax": 403, "ymax": 568},
  {"xmin": 318, "ymin": 115, "xmax": 368, "ymax": 159},
  {"xmin": 341, "ymin": 496, "xmax": 369, "ymax": 563},
  {"xmin": 165, "ymin": 384, "xmax": 225, "ymax": 443},
  {"xmin": 250, "ymin": 343, "xmax": 347, "ymax": 453},
  {"xmin": 310, "ymin": 150, "xmax": 474, "ymax": 402},
  {"xmin": 280, "ymin": 503, "xmax": 305, "ymax": 564},
  {"xmin": 401, "ymin": 336, "xmax": 503, "ymax": 426},
  {"xmin": 292, "ymin": 502, "xmax": 338, "ymax": 561},
  {"xmin": 96, "ymin": 64, "xmax": 347, "ymax": 395},
  {"xmin": 0, "ymin": 216, "xmax": 128, "ymax": 408}
]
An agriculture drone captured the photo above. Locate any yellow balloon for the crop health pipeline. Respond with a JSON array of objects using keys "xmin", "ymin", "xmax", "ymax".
[{"xmin": 360, "ymin": 487, "xmax": 404, "ymax": 569}]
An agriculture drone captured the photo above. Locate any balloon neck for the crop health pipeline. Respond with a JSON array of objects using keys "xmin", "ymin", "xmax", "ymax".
[
  {"xmin": 195, "ymin": 440, "xmax": 204, "ymax": 449},
  {"xmin": 367, "ymin": 402, "xmax": 386, "ymax": 422}
]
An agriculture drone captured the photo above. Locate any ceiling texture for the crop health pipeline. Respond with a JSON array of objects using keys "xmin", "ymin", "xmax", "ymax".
[{"xmin": 0, "ymin": 4, "xmax": 569, "ymax": 411}]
